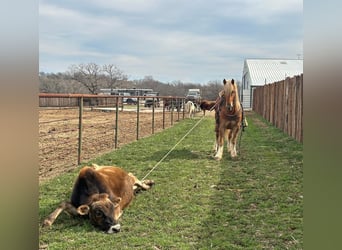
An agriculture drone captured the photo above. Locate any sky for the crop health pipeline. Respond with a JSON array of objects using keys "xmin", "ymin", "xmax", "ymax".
[{"xmin": 39, "ymin": 0, "xmax": 303, "ymax": 84}]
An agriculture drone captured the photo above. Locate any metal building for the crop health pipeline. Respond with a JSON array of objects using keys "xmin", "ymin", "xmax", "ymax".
[{"xmin": 241, "ymin": 58, "xmax": 303, "ymax": 109}]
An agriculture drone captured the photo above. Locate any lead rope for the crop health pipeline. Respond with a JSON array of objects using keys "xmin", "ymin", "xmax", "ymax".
[
  {"xmin": 141, "ymin": 114, "xmax": 206, "ymax": 181},
  {"xmin": 238, "ymin": 103, "xmax": 246, "ymax": 153}
]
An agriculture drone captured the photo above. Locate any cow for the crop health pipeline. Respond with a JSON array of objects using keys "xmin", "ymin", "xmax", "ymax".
[{"xmin": 42, "ymin": 164, "xmax": 154, "ymax": 233}]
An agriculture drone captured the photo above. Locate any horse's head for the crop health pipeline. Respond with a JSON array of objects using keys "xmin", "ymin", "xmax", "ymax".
[{"xmin": 223, "ymin": 78, "xmax": 240, "ymax": 112}]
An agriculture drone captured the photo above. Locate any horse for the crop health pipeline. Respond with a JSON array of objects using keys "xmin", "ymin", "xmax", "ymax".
[
  {"xmin": 214, "ymin": 78, "xmax": 243, "ymax": 160},
  {"xmin": 184, "ymin": 100, "xmax": 196, "ymax": 119},
  {"xmin": 199, "ymin": 100, "xmax": 217, "ymax": 116}
]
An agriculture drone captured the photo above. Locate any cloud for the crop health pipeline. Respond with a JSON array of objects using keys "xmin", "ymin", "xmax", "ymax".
[{"xmin": 39, "ymin": 0, "xmax": 303, "ymax": 83}]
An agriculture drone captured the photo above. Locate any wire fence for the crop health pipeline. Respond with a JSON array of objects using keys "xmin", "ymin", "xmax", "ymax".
[{"xmin": 39, "ymin": 94, "xmax": 186, "ymax": 182}]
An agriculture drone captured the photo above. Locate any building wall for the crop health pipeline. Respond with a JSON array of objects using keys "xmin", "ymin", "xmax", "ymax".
[
  {"xmin": 241, "ymin": 61, "xmax": 252, "ymax": 108},
  {"xmin": 240, "ymin": 59, "xmax": 303, "ymax": 109}
]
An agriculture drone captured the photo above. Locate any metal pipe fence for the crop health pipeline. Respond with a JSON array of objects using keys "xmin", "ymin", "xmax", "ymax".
[{"xmin": 39, "ymin": 94, "xmax": 186, "ymax": 182}]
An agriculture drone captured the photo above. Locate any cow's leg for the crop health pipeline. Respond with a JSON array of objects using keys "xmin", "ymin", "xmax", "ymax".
[
  {"xmin": 128, "ymin": 173, "xmax": 154, "ymax": 191},
  {"xmin": 43, "ymin": 201, "xmax": 78, "ymax": 227},
  {"xmin": 91, "ymin": 163, "xmax": 105, "ymax": 170}
]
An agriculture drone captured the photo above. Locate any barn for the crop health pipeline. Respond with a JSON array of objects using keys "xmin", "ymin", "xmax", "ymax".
[{"xmin": 240, "ymin": 58, "xmax": 303, "ymax": 109}]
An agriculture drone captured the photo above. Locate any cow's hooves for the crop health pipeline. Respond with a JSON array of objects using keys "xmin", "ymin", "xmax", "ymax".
[
  {"xmin": 144, "ymin": 180, "xmax": 155, "ymax": 186},
  {"xmin": 42, "ymin": 220, "xmax": 52, "ymax": 227}
]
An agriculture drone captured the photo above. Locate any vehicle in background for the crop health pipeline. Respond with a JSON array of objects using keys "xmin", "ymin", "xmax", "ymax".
[
  {"xmin": 144, "ymin": 92, "xmax": 160, "ymax": 107},
  {"xmin": 119, "ymin": 92, "xmax": 137, "ymax": 105},
  {"xmin": 125, "ymin": 98, "xmax": 138, "ymax": 105},
  {"xmin": 185, "ymin": 88, "xmax": 201, "ymax": 104}
]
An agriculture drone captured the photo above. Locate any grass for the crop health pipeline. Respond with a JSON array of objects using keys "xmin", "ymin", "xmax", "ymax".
[{"xmin": 39, "ymin": 111, "xmax": 303, "ymax": 249}]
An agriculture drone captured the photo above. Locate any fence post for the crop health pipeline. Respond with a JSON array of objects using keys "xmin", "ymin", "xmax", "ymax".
[
  {"xmin": 136, "ymin": 97, "xmax": 140, "ymax": 140},
  {"xmin": 162, "ymin": 98, "xmax": 166, "ymax": 129},
  {"xmin": 171, "ymin": 100, "xmax": 174, "ymax": 125},
  {"xmin": 115, "ymin": 96, "xmax": 119, "ymax": 148},
  {"xmin": 77, "ymin": 96, "xmax": 83, "ymax": 165},
  {"xmin": 152, "ymin": 97, "xmax": 155, "ymax": 134},
  {"xmin": 182, "ymin": 98, "xmax": 185, "ymax": 120},
  {"xmin": 177, "ymin": 98, "xmax": 180, "ymax": 121}
]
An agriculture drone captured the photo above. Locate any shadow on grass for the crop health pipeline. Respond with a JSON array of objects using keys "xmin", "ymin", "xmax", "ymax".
[
  {"xmin": 143, "ymin": 148, "xmax": 213, "ymax": 162},
  {"xmin": 193, "ymin": 114, "xmax": 303, "ymax": 249},
  {"xmin": 194, "ymin": 159, "xmax": 255, "ymax": 249}
]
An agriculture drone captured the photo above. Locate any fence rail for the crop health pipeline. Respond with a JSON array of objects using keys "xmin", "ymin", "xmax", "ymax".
[
  {"xmin": 39, "ymin": 94, "xmax": 186, "ymax": 182},
  {"xmin": 252, "ymin": 74, "xmax": 303, "ymax": 143}
]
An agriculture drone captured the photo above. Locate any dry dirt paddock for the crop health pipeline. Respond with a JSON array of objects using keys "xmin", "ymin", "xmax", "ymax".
[{"xmin": 39, "ymin": 107, "xmax": 208, "ymax": 183}]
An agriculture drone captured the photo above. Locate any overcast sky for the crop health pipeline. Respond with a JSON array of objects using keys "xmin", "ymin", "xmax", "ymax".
[{"xmin": 39, "ymin": 0, "xmax": 303, "ymax": 84}]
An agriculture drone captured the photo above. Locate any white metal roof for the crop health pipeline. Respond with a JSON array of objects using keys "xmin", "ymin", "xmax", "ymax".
[{"xmin": 244, "ymin": 59, "xmax": 303, "ymax": 86}]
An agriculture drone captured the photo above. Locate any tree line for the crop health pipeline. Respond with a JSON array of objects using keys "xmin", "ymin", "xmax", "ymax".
[{"xmin": 39, "ymin": 62, "xmax": 241, "ymax": 101}]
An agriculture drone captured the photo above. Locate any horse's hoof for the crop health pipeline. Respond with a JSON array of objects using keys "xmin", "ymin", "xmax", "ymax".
[{"xmin": 213, "ymin": 155, "xmax": 221, "ymax": 161}]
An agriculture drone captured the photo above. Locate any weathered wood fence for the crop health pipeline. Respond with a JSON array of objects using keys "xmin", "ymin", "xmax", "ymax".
[{"xmin": 252, "ymin": 74, "xmax": 303, "ymax": 142}]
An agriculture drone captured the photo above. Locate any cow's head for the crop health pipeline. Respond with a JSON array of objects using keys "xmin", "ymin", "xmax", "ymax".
[{"xmin": 77, "ymin": 193, "xmax": 122, "ymax": 233}]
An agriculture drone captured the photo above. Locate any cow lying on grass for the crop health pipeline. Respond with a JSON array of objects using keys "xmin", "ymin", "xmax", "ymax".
[{"xmin": 43, "ymin": 164, "xmax": 154, "ymax": 233}]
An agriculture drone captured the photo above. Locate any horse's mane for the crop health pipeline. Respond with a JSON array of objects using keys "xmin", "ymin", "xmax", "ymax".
[{"xmin": 223, "ymin": 79, "xmax": 241, "ymax": 111}]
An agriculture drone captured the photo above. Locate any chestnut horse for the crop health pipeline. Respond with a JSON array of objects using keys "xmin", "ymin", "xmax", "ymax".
[{"xmin": 214, "ymin": 78, "xmax": 243, "ymax": 160}]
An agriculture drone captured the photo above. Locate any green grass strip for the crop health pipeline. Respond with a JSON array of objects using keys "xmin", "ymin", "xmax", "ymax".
[{"xmin": 39, "ymin": 112, "xmax": 303, "ymax": 249}]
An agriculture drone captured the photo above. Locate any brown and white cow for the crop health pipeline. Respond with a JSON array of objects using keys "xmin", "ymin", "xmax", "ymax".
[{"xmin": 43, "ymin": 164, "xmax": 154, "ymax": 233}]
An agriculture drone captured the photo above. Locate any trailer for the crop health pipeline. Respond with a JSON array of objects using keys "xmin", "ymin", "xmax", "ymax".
[{"xmin": 185, "ymin": 88, "xmax": 201, "ymax": 104}]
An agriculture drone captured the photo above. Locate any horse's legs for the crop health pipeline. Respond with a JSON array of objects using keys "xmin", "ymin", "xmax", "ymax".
[
  {"xmin": 213, "ymin": 116, "xmax": 220, "ymax": 153},
  {"xmin": 230, "ymin": 127, "xmax": 240, "ymax": 158},
  {"xmin": 214, "ymin": 127, "xmax": 225, "ymax": 160},
  {"xmin": 226, "ymin": 129, "xmax": 232, "ymax": 153}
]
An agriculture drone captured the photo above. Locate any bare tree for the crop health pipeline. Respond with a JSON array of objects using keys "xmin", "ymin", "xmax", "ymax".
[
  {"xmin": 102, "ymin": 64, "xmax": 128, "ymax": 90},
  {"xmin": 201, "ymin": 80, "xmax": 223, "ymax": 100},
  {"xmin": 69, "ymin": 63, "xmax": 103, "ymax": 94}
]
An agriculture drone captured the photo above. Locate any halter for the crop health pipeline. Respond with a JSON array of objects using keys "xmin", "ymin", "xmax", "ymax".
[{"xmin": 221, "ymin": 79, "xmax": 241, "ymax": 120}]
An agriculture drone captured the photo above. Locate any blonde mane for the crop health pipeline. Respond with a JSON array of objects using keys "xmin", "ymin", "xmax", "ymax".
[{"xmin": 223, "ymin": 79, "xmax": 241, "ymax": 111}]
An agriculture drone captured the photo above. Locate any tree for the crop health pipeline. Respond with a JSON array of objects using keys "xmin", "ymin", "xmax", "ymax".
[
  {"xmin": 102, "ymin": 64, "xmax": 127, "ymax": 90},
  {"xmin": 201, "ymin": 80, "xmax": 223, "ymax": 100},
  {"xmin": 69, "ymin": 63, "xmax": 103, "ymax": 94}
]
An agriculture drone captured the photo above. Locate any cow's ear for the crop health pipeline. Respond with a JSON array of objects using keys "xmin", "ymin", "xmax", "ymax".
[
  {"xmin": 77, "ymin": 205, "xmax": 90, "ymax": 215},
  {"xmin": 98, "ymin": 193, "xmax": 109, "ymax": 200},
  {"xmin": 113, "ymin": 197, "xmax": 122, "ymax": 207},
  {"xmin": 223, "ymin": 79, "xmax": 227, "ymax": 85},
  {"xmin": 90, "ymin": 193, "xmax": 109, "ymax": 202}
]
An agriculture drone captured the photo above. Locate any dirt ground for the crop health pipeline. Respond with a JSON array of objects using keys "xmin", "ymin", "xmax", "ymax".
[{"xmin": 39, "ymin": 107, "xmax": 200, "ymax": 183}]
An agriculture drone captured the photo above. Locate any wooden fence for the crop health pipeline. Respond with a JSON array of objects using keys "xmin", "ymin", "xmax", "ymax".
[{"xmin": 252, "ymin": 74, "xmax": 303, "ymax": 143}]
